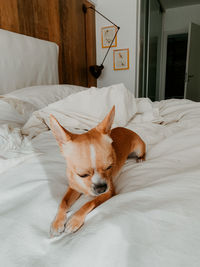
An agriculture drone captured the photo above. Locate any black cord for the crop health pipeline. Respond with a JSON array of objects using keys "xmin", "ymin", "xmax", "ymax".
[
  {"xmin": 88, "ymin": 6, "xmax": 119, "ymax": 29},
  {"xmin": 83, "ymin": 4, "xmax": 120, "ymax": 68},
  {"xmin": 101, "ymin": 26, "xmax": 120, "ymax": 65},
  {"xmin": 83, "ymin": 4, "xmax": 120, "ymax": 65}
]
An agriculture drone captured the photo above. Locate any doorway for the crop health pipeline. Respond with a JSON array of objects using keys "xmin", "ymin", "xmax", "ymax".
[
  {"xmin": 165, "ymin": 34, "xmax": 188, "ymax": 99},
  {"xmin": 138, "ymin": 1, "xmax": 200, "ymax": 102}
]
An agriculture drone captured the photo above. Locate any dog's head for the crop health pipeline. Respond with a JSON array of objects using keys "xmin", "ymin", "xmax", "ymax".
[{"xmin": 50, "ymin": 106, "xmax": 116, "ymax": 196}]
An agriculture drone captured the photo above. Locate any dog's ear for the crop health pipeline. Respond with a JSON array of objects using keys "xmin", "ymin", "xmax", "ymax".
[
  {"xmin": 96, "ymin": 105, "xmax": 115, "ymax": 134},
  {"xmin": 49, "ymin": 115, "xmax": 73, "ymax": 145}
]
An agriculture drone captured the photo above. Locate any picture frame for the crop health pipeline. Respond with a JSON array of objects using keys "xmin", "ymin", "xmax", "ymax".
[
  {"xmin": 113, "ymin": 48, "xmax": 129, "ymax": 70},
  {"xmin": 101, "ymin": 26, "xmax": 117, "ymax": 48}
]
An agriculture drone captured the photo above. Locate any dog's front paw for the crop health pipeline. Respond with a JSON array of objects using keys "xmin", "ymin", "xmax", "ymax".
[
  {"xmin": 136, "ymin": 156, "xmax": 145, "ymax": 163},
  {"xmin": 50, "ymin": 215, "xmax": 67, "ymax": 237},
  {"xmin": 65, "ymin": 214, "xmax": 84, "ymax": 234}
]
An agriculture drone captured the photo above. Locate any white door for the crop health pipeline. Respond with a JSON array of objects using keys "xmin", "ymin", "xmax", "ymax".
[{"xmin": 185, "ymin": 23, "xmax": 200, "ymax": 101}]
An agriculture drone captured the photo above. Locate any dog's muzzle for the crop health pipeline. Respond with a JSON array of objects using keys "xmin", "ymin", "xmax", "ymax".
[{"xmin": 92, "ymin": 183, "xmax": 108, "ymax": 195}]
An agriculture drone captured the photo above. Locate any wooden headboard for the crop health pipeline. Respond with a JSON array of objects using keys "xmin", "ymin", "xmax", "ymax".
[{"xmin": 0, "ymin": 0, "xmax": 96, "ymax": 87}]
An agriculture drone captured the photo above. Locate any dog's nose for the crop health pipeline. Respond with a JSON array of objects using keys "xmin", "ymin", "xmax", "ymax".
[{"xmin": 93, "ymin": 183, "xmax": 108, "ymax": 194}]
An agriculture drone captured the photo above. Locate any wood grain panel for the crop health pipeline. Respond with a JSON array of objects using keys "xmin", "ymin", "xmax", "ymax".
[
  {"xmin": 32, "ymin": 0, "xmax": 50, "ymax": 40},
  {"xmin": 0, "ymin": 0, "xmax": 19, "ymax": 33},
  {"xmin": 47, "ymin": 0, "xmax": 62, "ymax": 82},
  {"xmin": 84, "ymin": 1, "xmax": 97, "ymax": 87},
  {"xmin": 17, "ymin": 0, "xmax": 35, "ymax": 37},
  {"xmin": 0, "ymin": 0, "xmax": 96, "ymax": 87}
]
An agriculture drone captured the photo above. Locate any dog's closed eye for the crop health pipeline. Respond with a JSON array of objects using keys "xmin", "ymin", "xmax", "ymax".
[
  {"xmin": 78, "ymin": 173, "xmax": 89, "ymax": 178},
  {"xmin": 105, "ymin": 165, "xmax": 112, "ymax": 171}
]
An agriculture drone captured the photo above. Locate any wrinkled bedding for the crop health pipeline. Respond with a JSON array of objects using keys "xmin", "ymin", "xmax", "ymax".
[
  {"xmin": 0, "ymin": 97, "xmax": 36, "ymax": 174},
  {"xmin": 0, "ymin": 84, "xmax": 87, "ymax": 174},
  {"xmin": 0, "ymin": 84, "xmax": 200, "ymax": 267},
  {"xmin": 0, "ymin": 84, "xmax": 87, "ymax": 126}
]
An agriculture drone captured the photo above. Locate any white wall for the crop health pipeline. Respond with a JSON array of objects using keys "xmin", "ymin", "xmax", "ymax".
[
  {"xmin": 95, "ymin": 0, "xmax": 139, "ymax": 94},
  {"xmin": 164, "ymin": 4, "xmax": 200, "ymax": 33}
]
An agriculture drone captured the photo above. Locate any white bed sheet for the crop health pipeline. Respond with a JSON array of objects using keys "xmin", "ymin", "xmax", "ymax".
[
  {"xmin": 0, "ymin": 87, "xmax": 200, "ymax": 267},
  {"xmin": 0, "ymin": 99, "xmax": 29, "ymax": 127}
]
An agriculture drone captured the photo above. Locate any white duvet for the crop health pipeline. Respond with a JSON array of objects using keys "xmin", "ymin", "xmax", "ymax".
[
  {"xmin": 0, "ymin": 84, "xmax": 200, "ymax": 267},
  {"xmin": 0, "ymin": 97, "xmax": 37, "ymax": 175},
  {"xmin": 0, "ymin": 84, "xmax": 87, "ymax": 175}
]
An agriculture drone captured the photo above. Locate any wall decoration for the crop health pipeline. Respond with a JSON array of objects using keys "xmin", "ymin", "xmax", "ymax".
[
  {"xmin": 113, "ymin": 48, "xmax": 129, "ymax": 70},
  {"xmin": 101, "ymin": 26, "xmax": 118, "ymax": 48}
]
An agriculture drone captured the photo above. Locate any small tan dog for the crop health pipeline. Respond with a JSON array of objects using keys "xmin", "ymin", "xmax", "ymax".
[{"xmin": 50, "ymin": 106, "xmax": 145, "ymax": 236}]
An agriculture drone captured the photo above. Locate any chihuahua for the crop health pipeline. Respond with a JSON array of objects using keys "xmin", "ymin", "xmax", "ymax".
[{"xmin": 49, "ymin": 106, "xmax": 145, "ymax": 236}]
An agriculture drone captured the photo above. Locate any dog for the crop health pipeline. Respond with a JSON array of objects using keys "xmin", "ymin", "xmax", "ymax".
[{"xmin": 49, "ymin": 106, "xmax": 145, "ymax": 236}]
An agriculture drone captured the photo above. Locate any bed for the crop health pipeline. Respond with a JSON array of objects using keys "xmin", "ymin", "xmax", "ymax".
[
  {"xmin": 1, "ymin": 82, "xmax": 200, "ymax": 266},
  {"xmin": 0, "ymin": 31, "xmax": 200, "ymax": 267}
]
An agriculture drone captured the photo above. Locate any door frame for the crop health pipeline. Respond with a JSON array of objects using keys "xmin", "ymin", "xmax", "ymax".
[
  {"xmin": 184, "ymin": 22, "xmax": 192, "ymax": 98},
  {"xmin": 136, "ymin": 0, "xmax": 164, "ymax": 100},
  {"xmin": 135, "ymin": 0, "xmax": 141, "ymax": 97}
]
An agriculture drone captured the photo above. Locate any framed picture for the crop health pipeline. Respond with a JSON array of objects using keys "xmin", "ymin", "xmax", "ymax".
[
  {"xmin": 113, "ymin": 48, "xmax": 129, "ymax": 70},
  {"xmin": 101, "ymin": 26, "xmax": 117, "ymax": 48}
]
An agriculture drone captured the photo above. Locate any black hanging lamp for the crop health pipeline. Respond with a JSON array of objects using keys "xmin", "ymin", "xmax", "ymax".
[{"xmin": 83, "ymin": 4, "xmax": 120, "ymax": 79}]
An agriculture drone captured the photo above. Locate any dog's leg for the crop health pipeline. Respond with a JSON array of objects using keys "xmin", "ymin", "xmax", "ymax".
[
  {"xmin": 132, "ymin": 142, "xmax": 146, "ymax": 163},
  {"xmin": 128, "ymin": 139, "xmax": 146, "ymax": 163},
  {"xmin": 50, "ymin": 187, "xmax": 81, "ymax": 237},
  {"xmin": 111, "ymin": 127, "xmax": 146, "ymax": 165},
  {"xmin": 65, "ymin": 190, "xmax": 112, "ymax": 234},
  {"xmin": 128, "ymin": 145, "xmax": 146, "ymax": 162}
]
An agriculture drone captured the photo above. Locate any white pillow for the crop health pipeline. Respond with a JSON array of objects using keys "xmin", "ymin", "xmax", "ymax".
[
  {"xmin": 0, "ymin": 84, "xmax": 87, "ymax": 126},
  {"xmin": 22, "ymin": 83, "xmax": 137, "ymax": 137},
  {"xmin": 5, "ymin": 84, "xmax": 87, "ymax": 109}
]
